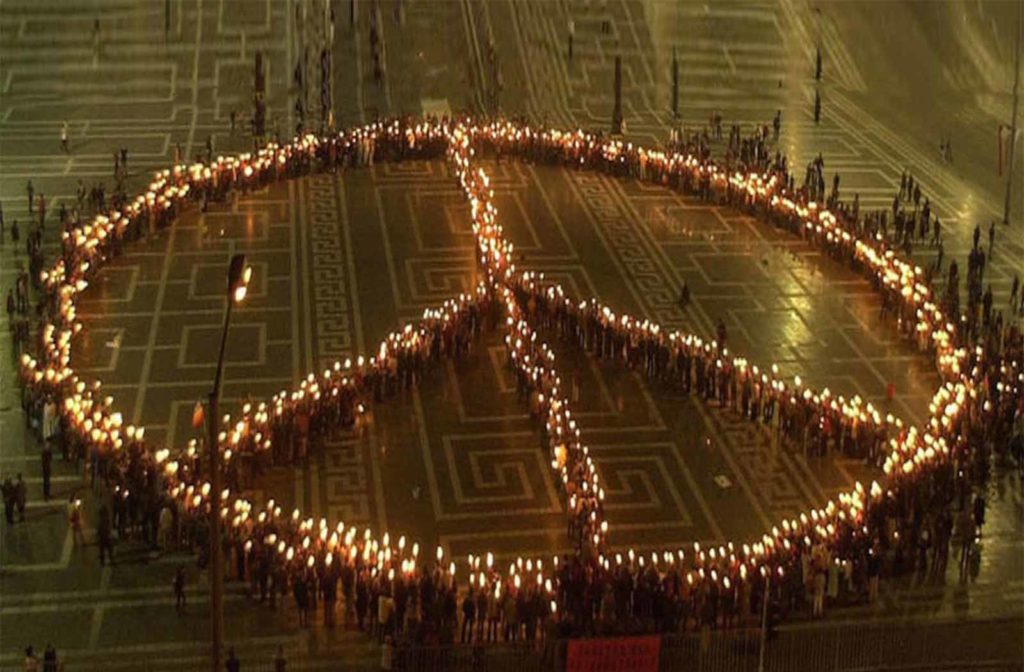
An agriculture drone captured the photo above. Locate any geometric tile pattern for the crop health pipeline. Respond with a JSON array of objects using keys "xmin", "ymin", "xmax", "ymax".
[
  {"xmin": 2, "ymin": 0, "xmax": 1021, "ymax": 669},
  {"xmin": 67, "ymin": 158, "xmax": 894, "ymax": 563}
]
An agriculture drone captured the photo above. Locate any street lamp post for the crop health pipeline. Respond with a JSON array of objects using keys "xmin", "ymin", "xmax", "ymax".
[
  {"xmin": 671, "ymin": 46, "xmax": 678, "ymax": 120},
  {"xmin": 612, "ymin": 54, "xmax": 623, "ymax": 135},
  {"xmin": 209, "ymin": 254, "xmax": 252, "ymax": 672},
  {"xmin": 1004, "ymin": 1, "xmax": 1022, "ymax": 226}
]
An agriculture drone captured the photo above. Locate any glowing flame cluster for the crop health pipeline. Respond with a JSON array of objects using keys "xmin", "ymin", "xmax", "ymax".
[{"xmin": 18, "ymin": 117, "xmax": 1021, "ymax": 607}]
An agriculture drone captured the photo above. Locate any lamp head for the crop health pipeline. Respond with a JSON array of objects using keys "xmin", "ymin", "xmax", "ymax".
[{"xmin": 228, "ymin": 254, "xmax": 252, "ymax": 303}]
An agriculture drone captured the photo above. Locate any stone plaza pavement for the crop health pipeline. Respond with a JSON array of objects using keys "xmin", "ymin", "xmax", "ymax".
[{"xmin": 1, "ymin": 0, "xmax": 1022, "ymax": 669}]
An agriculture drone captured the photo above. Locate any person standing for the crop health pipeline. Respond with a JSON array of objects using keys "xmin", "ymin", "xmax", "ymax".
[
  {"xmin": 355, "ymin": 572, "xmax": 368, "ymax": 629},
  {"xmin": 92, "ymin": 18, "xmax": 101, "ymax": 67},
  {"xmin": 14, "ymin": 474, "xmax": 27, "ymax": 522},
  {"xmin": 461, "ymin": 586, "xmax": 477, "ymax": 643},
  {"xmin": 294, "ymin": 573, "xmax": 309, "ymax": 627},
  {"xmin": 68, "ymin": 496, "xmax": 84, "ymax": 546},
  {"xmin": 475, "ymin": 584, "xmax": 487, "ymax": 641},
  {"xmin": 23, "ymin": 646, "xmax": 39, "ymax": 672},
  {"xmin": 60, "ymin": 121, "xmax": 69, "ymax": 153},
  {"xmin": 40, "ymin": 445, "xmax": 52, "ymax": 501},
  {"xmin": 26, "ymin": 180, "xmax": 34, "ymax": 213},
  {"xmin": 226, "ymin": 648, "xmax": 241, "ymax": 672},
  {"xmin": 322, "ymin": 569, "xmax": 338, "ymax": 627},
  {"xmin": 956, "ymin": 506, "xmax": 976, "ymax": 580},
  {"xmin": 814, "ymin": 89, "xmax": 821, "ymax": 124},
  {"xmin": 812, "ymin": 562, "xmax": 826, "ymax": 616},
  {"xmin": 377, "ymin": 590, "xmax": 394, "ymax": 643},
  {"xmin": 6, "ymin": 288, "xmax": 15, "ymax": 322},
  {"xmin": 866, "ymin": 544, "xmax": 881, "ymax": 603},
  {"xmin": 273, "ymin": 646, "xmax": 286, "ymax": 672},
  {"xmin": 15, "ymin": 270, "xmax": 27, "ymax": 314},
  {"xmin": 41, "ymin": 644, "xmax": 57, "ymax": 672},
  {"xmin": 2, "ymin": 476, "xmax": 15, "ymax": 524},
  {"xmin": 42, "ymin": 397, "xmax": 56, "ymax": 444},
  {"xmin": 174, "ymin": 564, "xmax": 187, "ymax": 611},
  {"xmin": 973, "ymin": 494, "xmax": 987, "ymax": 538},
  {"xmin": 97, "ymin": 504, "xmax": 114, "ymax": 565}
]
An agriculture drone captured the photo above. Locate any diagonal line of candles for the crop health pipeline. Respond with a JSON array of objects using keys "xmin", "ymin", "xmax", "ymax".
[
  {"xmin": 510, "ymin": 272, "xmax": 905, "ymax": 449},
  {"xmin": 18, "ymin": 117, "xmax": 1021, "ymax": 613}
]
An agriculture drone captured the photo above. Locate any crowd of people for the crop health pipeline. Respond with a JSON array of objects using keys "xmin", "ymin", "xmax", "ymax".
[
  {"xmin": 511, "ymin": 273, "xmax": 901, "ymax": 464},
  {"xmin": 9, "ymin": 116, "xmax": 1023, "ymax": 661}
]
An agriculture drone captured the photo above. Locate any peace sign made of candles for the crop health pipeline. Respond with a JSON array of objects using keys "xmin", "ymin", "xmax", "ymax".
[{"xmin": 21, "ymin": 117, "xmax": 1016, "ymax": 615}]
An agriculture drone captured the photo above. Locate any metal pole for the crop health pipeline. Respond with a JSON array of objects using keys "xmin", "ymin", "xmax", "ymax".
[
  {"xmin": 327, "ymin": 0, "xmax": 335, "ymax": 126},
  {"xmin": 209, "ymin": 298, "xmax": 233, "ymax": 672},
  {"xmin": 612, "ymin": 54, "xmax": 623, "ymax": 134},
  {"xmin": 671, "ymin": 46, "xmax": 678, "ymax": 120},
  {"xmin": 492, "ymin": 53, "xmax": 501, "ymax": 116},
  {"xmin": 302, "ymin": 0, "xmax": 309, "ymax": 127},
  {"xmin": 758, "ymin": 573, "xmax": 770, "ymax": 672},
  {"xmin": 1004, "ymin": 0, "xmax": 1022, "ymax": 226}
]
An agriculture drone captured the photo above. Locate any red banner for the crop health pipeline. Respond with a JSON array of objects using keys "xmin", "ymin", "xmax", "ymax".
[{"xmin": 566, "ymin": 635, "xmax": 660, "ymax": 672}]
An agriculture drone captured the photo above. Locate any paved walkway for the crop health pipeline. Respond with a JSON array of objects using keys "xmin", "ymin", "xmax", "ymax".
[{"xmin": 0, "ymin": 0, "xmax": 1021, "ymax": 669}]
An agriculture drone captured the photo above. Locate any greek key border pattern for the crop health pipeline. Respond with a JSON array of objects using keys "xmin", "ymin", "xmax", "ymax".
[{"xmin": 307, "ymin": 174, "xmax": 354, "ymax": 365}]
